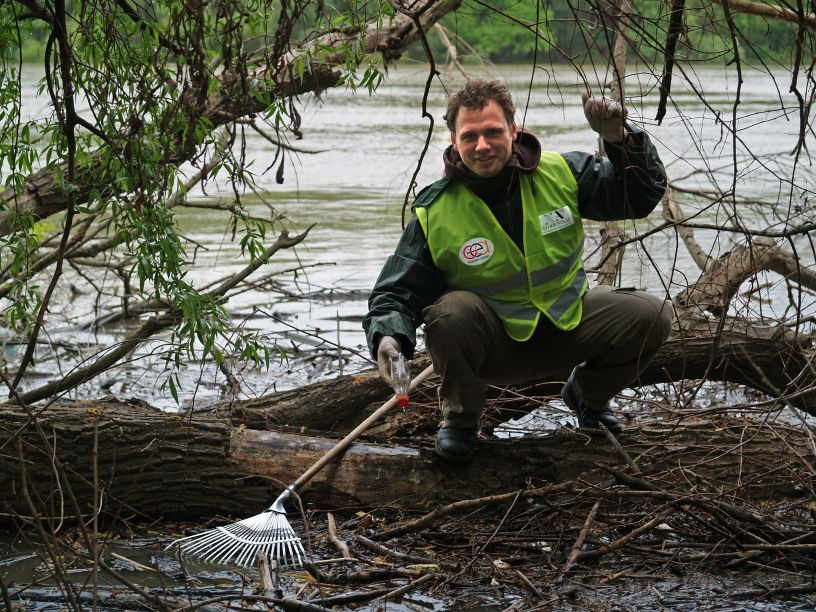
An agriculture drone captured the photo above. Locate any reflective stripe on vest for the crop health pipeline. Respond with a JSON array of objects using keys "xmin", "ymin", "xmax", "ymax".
[
  {"xmin": 474, "ymin": 238, "xmax": 585, "ymax": 297},
  {"xmin": 485, "ymin": 268, "xmax": 586, "ymax": 322},
  {"xmin": 415, "ymin": 152, "xmax": 586, "ymax": 341}
]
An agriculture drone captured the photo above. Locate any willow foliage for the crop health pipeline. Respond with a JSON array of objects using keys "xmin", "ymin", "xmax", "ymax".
[{"xmin": 0, "ymin": 0, "xmax": 395, "ymax": 400}]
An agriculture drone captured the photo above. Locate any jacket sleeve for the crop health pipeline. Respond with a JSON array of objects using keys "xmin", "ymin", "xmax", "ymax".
[
  {"xmin": 563, "ymin": 127, "xmax": 668, "ymax": 221},
  {"xmin": 363, "ymin": 215, "xmax": 448, "ymax": 360}
]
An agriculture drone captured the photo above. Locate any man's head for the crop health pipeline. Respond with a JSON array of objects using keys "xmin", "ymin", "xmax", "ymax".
[{"xmin": 445, "ymin": 79, "xmax": 518, "ymax": 178}]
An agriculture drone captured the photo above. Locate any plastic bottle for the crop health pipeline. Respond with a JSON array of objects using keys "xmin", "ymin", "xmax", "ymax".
[{"xmin": 390, "ymin": 353, "xmax": 411, "ymax": 408}]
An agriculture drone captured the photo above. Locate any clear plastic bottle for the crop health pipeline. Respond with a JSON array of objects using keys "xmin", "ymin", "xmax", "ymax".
[{"xmin": 390, "ymin": 353, "xmax": 411, "ymax": 408}]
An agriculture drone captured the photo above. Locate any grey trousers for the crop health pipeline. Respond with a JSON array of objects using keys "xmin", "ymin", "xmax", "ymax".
[{"xmin": 422, "ymin": 286, "xmax": 674, "ymax": 428}]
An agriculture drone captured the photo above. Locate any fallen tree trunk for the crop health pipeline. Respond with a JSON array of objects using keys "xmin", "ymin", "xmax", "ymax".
[
  {"xmin": 0, "ymin": 392, "xmax": 813, "ymax": 522},
  {"xmin": 1, "ymin": 299, "xmax": 812, "ymax": 522},
  {"xmin": 232, "ymin": 309, "xmax": 815, "ymax": 435}
]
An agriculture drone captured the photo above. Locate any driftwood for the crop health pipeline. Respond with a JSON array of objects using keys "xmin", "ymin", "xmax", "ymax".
[{"xmin": 1, "ymin": 355, "xmax": 814, "ymax": 522}]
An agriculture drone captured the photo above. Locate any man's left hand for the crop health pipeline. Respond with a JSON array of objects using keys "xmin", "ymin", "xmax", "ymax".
[
  {"xmin": 582, "ymin": 93, "xmax": 627, "ymax": 143},
  {"xmin": 376, "ymin": 335, "xmax": 402, "ymax": 386}
]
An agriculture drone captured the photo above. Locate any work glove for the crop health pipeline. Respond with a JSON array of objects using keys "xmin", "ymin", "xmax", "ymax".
[
  {"xmin": 582, "ymin": 92, "xmax": 627, "ymax": 143},
  {"xmin": 376, "ymin": 335, "xmax": 402, "ymax": 386}
]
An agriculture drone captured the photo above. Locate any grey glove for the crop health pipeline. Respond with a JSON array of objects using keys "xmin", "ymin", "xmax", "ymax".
[
  {"xmin": 376, "ymin": 335, "xmax": 401, "ymax": 385},
  {"xmin": 582, "ymin": 93, "xmax": 627, "ymax": 143}
]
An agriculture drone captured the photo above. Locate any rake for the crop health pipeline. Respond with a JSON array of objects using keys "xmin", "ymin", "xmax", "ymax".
[{"xmin": 169, "ymin": 363, "xmax": 435, "ymax": 568}]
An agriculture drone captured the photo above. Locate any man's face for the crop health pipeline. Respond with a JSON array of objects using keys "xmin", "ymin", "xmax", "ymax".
[{"xmin": 451, "ymin": 99, "xmax": 517, "ymax": 178}]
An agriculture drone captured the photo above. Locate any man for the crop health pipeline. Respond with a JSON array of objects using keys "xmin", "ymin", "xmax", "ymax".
[{"xmin": 363, "ymin": 79, "xmax": 673, "ymax": 462}]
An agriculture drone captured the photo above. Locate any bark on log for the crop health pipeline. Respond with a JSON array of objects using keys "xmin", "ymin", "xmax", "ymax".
[
  {"xmin": 226, "ymin": 369, "xmax": 398, "ymax": 431},
  {"xmin": 0, "ymin": 397, "xmax": 812, "ymax": 522}
]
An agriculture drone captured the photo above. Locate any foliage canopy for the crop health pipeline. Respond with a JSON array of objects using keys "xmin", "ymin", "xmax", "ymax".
[{"xmin": 0, "ymin": 0, "xmax": 413, "ymax": 403}]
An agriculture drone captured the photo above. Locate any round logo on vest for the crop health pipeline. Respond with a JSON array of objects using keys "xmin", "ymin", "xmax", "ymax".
[{"xmin": 459, "ymin": 237, "xmax": 494, "ymax": 266}]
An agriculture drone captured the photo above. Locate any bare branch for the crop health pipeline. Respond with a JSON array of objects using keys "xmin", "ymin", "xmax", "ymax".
[{"xmin": 719, "ymin": 0, "xmax": 816, "ymax": 28}]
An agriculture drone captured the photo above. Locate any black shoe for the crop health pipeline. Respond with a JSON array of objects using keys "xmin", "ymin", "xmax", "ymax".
[
  {"xmin": 435, "ymin": 425, "xmax": 478, "ymax": 463},
  {"xmin": 562, "ymin": 378, "xmax": 622, "ymax": 434}
]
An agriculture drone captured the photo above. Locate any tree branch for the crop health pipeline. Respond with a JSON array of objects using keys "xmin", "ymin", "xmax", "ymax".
[
  {"xmin": 719, "ymin": 0, "xmax": 816, "ymax": 28},
  {"xmin": 7, "ymin": 228, "xmax": 310, "ymax": 406},
  {"xmin": 0, "ymin": 0, "xmax": 463, "ymax": 237}
]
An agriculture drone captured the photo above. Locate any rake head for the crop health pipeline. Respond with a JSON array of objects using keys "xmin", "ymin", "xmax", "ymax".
[{"xmin": 170, "ymin": 509, "xmax": 306, "ymax": 568}]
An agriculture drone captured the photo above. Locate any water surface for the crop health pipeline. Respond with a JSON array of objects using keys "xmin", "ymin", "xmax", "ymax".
[{"xmin": 7, "ymin": 63, "xmax": 815, "ymax": 409}]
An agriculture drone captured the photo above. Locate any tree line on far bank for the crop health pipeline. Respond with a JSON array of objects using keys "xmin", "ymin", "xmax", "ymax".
[
  {"xmin": 418, "ymin": 0, "xmax": 796, "ymax": 67},
  {"xmin": 8, "ymin": 0, "xmax": 800, "ymax": 66}
]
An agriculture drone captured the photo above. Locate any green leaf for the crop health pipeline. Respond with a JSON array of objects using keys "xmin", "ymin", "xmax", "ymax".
[{"xmin": 167, "ymin": 375, "xmax": 180, "ymax": 405}]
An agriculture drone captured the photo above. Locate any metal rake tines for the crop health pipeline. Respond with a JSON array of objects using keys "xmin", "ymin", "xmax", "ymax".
[{"xmin": 172, "ymin": 510, "xmax": 306, "ymax": 568}]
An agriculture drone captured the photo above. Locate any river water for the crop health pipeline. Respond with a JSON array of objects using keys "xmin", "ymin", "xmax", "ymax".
[
  {"xmin": 8, "ymin": 62, "xmax": 814, "ymax": 411},
  {"xmin": 2, "ymin": 61, "xmax": 815, "ymax": 609}
]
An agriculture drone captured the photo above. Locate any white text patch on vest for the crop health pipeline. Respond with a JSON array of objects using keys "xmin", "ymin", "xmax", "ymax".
[{"xmin": 539, "ymin": 206, "xmax": 574, "ymax": 236}]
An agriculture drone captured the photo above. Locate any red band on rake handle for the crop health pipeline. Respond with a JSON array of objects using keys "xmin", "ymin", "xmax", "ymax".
[{"xmin": 279, "ymin": 363, "xmax": 435, "ymax": 505}]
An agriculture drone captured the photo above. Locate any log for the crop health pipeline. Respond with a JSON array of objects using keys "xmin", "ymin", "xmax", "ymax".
[
  {"xmin": 232, "ymin": 309, "xmax": 815, "ymax": 436},
  {"xmin": 653, "ymin": 309, "xmax": 815, "ymax": 414},
  {"xmin": 0, "ymin": 394, "xmax": 813, "ymax": 521}
]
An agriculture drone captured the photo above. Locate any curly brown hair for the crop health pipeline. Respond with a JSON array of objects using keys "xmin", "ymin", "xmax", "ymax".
[{"xmin": 445, "ymin": 79, "xmax": 516, "ymax": 133}]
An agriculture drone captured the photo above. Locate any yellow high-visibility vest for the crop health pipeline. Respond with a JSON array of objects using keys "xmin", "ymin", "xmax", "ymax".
[{"xmin": 415, "ymin": 152, "xmax": 586, "ymax": 341}]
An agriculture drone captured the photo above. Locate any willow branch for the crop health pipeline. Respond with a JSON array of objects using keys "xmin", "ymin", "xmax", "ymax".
[{"xmin": 6, "ymin": 228, "xmax": 310, "ymax": 405}]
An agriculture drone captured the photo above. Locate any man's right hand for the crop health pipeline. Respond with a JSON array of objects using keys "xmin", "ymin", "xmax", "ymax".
[
  {"xmin": 582, "ymin": 92, "xmax": 627, "ymax": 143},
  {"xmin": 376, "ymin": 336, "xmax": 401, "ymax": 385}
]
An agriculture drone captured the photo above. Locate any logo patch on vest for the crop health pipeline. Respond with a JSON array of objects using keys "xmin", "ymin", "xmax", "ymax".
[
  {"xmin": 459, "ymin": 237, "xmax": 494, "ymax": 266},
  {"xmin": 539, "ymin": 206, "xmax": 574, "ymax": 236}
]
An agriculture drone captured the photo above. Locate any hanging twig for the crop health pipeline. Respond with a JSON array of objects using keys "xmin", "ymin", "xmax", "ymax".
[
  {"xmin": 10, "ymin": 0, "xmax": 81, "ymax": 393},
  {"xmin": 244, "ymin": 119, "xmax": 328, "ymax": 154},
  {"xmin": 656, "ymin": 0, "xmax": 687, "ymax": 124},
  {"xmin": 402, "ymin": 15, "xmax": 439, "ymax": 228}
]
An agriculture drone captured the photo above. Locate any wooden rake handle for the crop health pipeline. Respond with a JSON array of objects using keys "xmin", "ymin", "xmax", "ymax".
[{"xmin": 282, "ymin": 363, "xmax": 436, "ymax": 500}]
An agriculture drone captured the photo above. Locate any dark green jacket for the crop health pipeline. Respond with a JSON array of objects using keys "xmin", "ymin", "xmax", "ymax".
[{"xmin": 363, "ymin": 130, "xmax": 667, "ymax": 359}]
